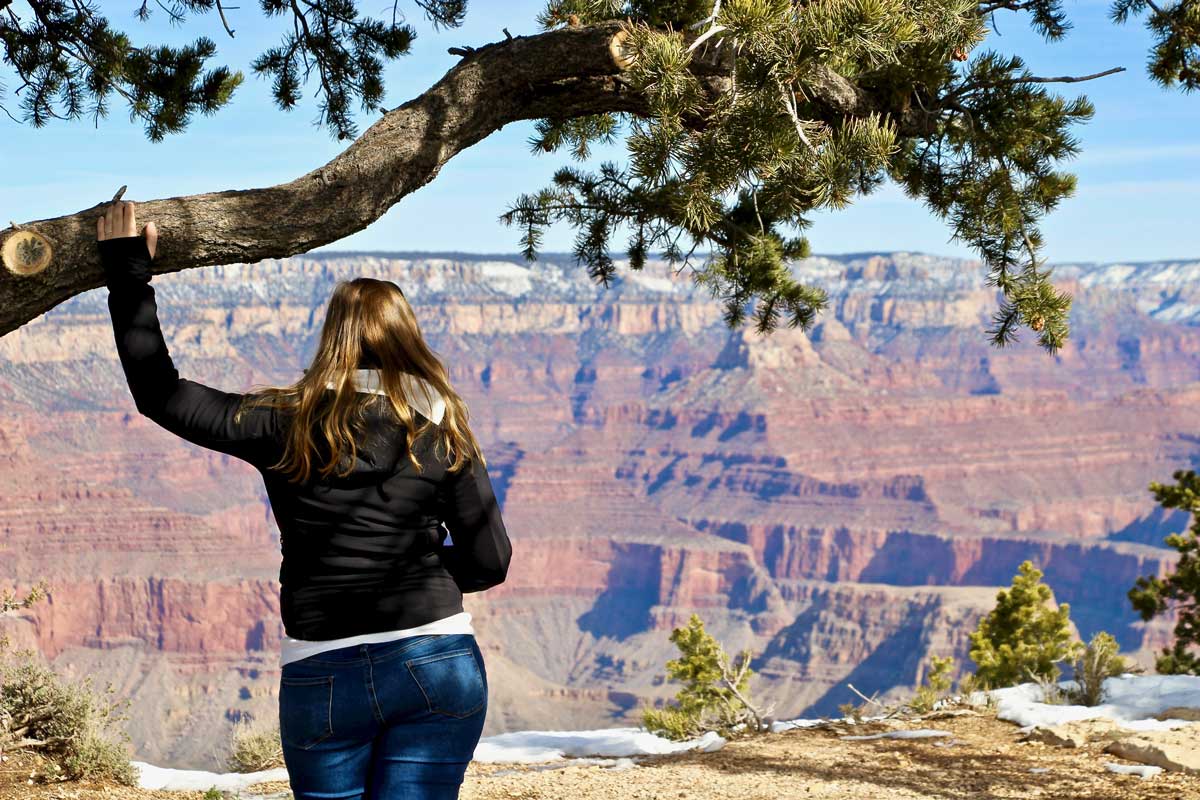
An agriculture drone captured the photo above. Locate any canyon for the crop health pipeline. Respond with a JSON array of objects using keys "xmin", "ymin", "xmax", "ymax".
[{"xmin": 0, "ymin": 250, "xmax": 1197, "ymax": 769}]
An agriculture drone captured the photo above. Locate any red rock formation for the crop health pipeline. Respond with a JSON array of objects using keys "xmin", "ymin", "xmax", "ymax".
[{"xmin": 0, "ymin": 251, "xmax": 1196, "ymax": 769}]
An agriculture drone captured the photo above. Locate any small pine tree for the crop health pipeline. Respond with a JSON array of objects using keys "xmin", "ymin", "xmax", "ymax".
[
  {"xmin": 640, "ymin": 613, "xmax": 770, "ymax": 740},
  {"xmin": 969, "ymin": 561, "xmax": 1080, "ymax": 687},
  {"xmin": 1129, "ymin": 470, "xmax": 1200, "ymax": 675}
]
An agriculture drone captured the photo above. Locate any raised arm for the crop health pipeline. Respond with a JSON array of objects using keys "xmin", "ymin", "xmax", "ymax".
[
  {"xmin": 435, "ymin": 455, "xmax": 513, "ymax": 593},
  {"xmin": 98, "ymin": 200, "xmax": 279, "ymax": 468}
]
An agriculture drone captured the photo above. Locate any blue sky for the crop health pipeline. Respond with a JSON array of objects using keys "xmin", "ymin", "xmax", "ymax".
[{"xmin": 3, "ymin": 0, "xmax": 1197, "ymax": 263}]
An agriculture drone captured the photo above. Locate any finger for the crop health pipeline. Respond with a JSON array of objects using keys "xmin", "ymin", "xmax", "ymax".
[
  {"xmin": 103, "ymin": 203, "xmax": 114, "ymax": 239},
  {"xmin": 144, "ymin": 221, "xmax": 158, "ymax": 260},
  {"xmin": 124, "ymin": 201, "xmax": 137, "ymax": 238},
  {"xmin": 96, "ymin": 213, "xmax": 105, "ymax": 242}
]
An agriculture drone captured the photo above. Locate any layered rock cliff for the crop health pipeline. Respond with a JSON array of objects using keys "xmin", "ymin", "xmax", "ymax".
[{"xmin": 0, "ymin": 250, "xmax": 1196, "ymax": 768}]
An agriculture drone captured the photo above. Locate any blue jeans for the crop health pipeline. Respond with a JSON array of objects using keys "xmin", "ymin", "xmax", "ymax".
[{"xmin": 278, "ymin": 633, "xmax": 488, "ymax": 800}]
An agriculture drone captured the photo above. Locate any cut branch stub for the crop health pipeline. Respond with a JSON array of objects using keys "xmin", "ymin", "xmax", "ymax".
[
  {"xmin": 609, "ymin": 28, "xmax": 637, "ymax": 70},
  {"xmin": 2, "ymin": 229, "xmax": 53, "ymax": 276}
]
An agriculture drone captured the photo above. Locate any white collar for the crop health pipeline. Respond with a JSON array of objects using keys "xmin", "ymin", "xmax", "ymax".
[{"xmin": 324, "ymin": 368, "xmax": 446, "ymax": 424}]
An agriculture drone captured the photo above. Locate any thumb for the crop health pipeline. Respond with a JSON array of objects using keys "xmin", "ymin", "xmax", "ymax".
[{"xmin": 143, "ymin": 221, "xmax": 158, "ymax": 260}]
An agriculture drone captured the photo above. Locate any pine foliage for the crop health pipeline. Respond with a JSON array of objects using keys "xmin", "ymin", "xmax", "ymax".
[
  {"xmin": 3, "ymin": 0, "xmax": 1197, "ymax": 344},
  {"xmin": 968, "ymin": 560, "xmax": 1080, "ymax": 687},
  {"xmin": 0, "ymin": 0, "xmax": 465, "ymax": 140},
  {"xmin": 506, "ymin": 0, "xmax": 1101, "ymax": 348},
  {"xmin": 1129, "ymin": 469, "xmax": 1200, "ymax": 675},
  {"xmin": 1110, "ymin": 0, "xmax": 1200, "ymax": 90},
  {"xmin": 0, "ymin": 0, "xmax": 243, "ymax": 140}
]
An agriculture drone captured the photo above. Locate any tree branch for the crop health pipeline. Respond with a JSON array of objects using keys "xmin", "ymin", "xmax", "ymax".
[
  {"xmin": 717, "ymin": 648, "xmax": 765, "ymax": 731},
  {"xmin": 216, "ymin": 0, "xmax": 236, "ymax": 37},
  {"xmin": 0, "ymin": 20, "xmax": 906, "ymax": 338},
  {"xmin": 976, "ymin": 0, "xmax": 1038, "ymax": 14},
  {"xmin": 949, "ymin": 66, "xmax": 1126, "ymax": 99}
]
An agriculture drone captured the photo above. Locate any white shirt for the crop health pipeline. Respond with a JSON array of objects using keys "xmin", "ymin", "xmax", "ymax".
[
  {"xmin": 327, "ymin": 368, "xmax": 448, "ymax": 424},
  {"xmin": 280, "ymin": 611, "xmax": 476, "ymax": 666},
  {"xmin": 279, "ymin": 367, "xmax": 469, "ymax": 667}
]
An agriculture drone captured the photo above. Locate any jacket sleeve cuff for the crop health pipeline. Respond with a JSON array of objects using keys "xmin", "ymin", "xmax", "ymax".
[{"xmin": 97, "ymin": 236, "xmax": 154, "ymax": 289}]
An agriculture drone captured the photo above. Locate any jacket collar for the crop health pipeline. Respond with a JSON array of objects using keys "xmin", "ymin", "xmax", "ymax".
[{"xmin": 324, "ymin": 368, "xmax": 446, "ymax": 424}]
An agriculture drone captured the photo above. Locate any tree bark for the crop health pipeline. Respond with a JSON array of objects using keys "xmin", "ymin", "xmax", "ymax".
[{"xmin": 0, "ymin": 20, "xmax": 907, "ymax": 338}]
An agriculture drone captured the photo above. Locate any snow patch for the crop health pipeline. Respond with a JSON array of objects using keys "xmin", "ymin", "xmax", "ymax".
[
  {"xmin": 1151, "ymin": 302, "xmax": 1200, "ymax": 323},
  {"xmin": 133, "ymin": 762, "xmax": 289, "ymax": 791},
  {"xmin": 479, "ymin": 261, "xmax": 533, "ymax": 296},
  {"xmin": 841, "ymin": 729, "xmax": 953, "ymax": 741},
  {"xmin": 1104, "ymin": 761, "xmax": 1164, "ymax": 780},
  {"xmin": 627, "ymin": 273, "xmax": 678, "ymax": 293},
  {"xmin": 985, "ymin": 674, "xmax": 1200, "ymax": 732},
  {"xmin": 771, "ymin": 713, "xmax": 899, "ymax": 733},
  {"xmin": 771, "ymin": 718, "xmax": 832, "ymax": 732},
  {"xmin": 473, "ymin": 727, "xmax": 726, "ymax": 764}
]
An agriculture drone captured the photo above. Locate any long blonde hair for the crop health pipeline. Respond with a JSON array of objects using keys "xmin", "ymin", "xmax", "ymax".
[{"xmin": 234, "ymin": 276, "xmax": 484, "ymax": 484}]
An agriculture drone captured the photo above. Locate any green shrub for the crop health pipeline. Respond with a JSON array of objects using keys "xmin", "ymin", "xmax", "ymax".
[
  {"xmin": 1, "ymin": 580, "xmax": 136, "ymax": 786},
  {"xmin": 1065, "ymin": 631, "xmax": 1135, "ymax": 706},
  {"xmin": 0, "ymin": 650, "xmax": 136, "ymax": 785},
  {"xmin": 640, "ymin": 613, "xmax": 771, "ymax": 740},
  {"xmin": 228, "ymin": 719, "xmax": 284, "ymax": 772},
  {"xmin": 0, "ymin": 580, "xmax": 48, "ymax": 653},
  {"xmin": 837, "ymin": 700, "xmax": 865, "ymax": 722},
  {"xmin": 908, "ymin": 656, "xmax": 955, "ymax": 714},
  {"xmin": 0, "ymin": 580, "xmax": 48, "ymax": 615},
  {"xmin": 956, "ymin": 672, "xmax": 997, "ymax": 709},
  {"xmin": 956, "ymin": 671, "xmax": 987, "ymax": 695},
  {"xmin": 1028, "ymin": 669, "xmax": 1067, "ymax": 705},
  {"xmin": 1129, "ymin": 470, "xmax": 1200, "ymax": 675},
  {"xmin": 969, "ymin": 561, "xmax": 1081, "ymax": 688}
]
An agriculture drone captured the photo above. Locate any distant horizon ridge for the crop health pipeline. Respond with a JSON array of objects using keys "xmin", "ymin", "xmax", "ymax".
[{"xmin": 302, "ymin": 249, "xmax": 1199, "ymax": 267}]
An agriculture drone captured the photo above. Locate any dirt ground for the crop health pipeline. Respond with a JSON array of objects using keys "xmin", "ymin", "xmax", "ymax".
[{"xmin": 2, "ymin": 712, "xmax": 1198, "ymax": 800}]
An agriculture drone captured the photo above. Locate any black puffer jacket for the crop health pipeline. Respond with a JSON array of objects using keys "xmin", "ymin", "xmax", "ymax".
[{"xmin": 98, "ymin": 235, "xmax": 512, "ymax": 641}]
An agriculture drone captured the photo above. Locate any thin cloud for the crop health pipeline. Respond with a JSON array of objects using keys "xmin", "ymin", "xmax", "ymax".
[
  {"xmin": 1080, "ymin": 178, "xmax": 1199, "ymax": 196},
  {"xmin": 1074, "ymin": 143, "xmax": 1200, "ymax": 166}
]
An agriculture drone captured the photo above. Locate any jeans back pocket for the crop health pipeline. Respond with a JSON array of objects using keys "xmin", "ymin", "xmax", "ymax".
[
  {"xmin": 279, "ymin": 674, "xmax": 335, "ymax": 750},
  {"xmin": 405, "ymin": 648, "xmax": 486, "ymax": 718}
]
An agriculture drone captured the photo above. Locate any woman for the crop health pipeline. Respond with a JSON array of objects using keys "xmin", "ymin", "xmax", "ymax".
[{"xmin": 96, "ymin": 200, "xmax": 512, "ymax": 800}]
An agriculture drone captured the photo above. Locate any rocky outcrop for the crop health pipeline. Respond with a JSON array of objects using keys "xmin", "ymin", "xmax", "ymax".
[
  {"xmin": 1, "ymin": 250, "xmax": 1197, "ymax": 769},
  {"xmin": 1105, "ymin": 728, "xmax": 1200, "ymax": 774},
  {"xmin": 1019, "ymin": 719, "xmax": 1200, "ymax": 777}
]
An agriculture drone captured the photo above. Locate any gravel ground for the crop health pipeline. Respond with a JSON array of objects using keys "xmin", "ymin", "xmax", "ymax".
[{"xmin": 3, "ymin": 712, "xmax": 1198, "ymax": 800}]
